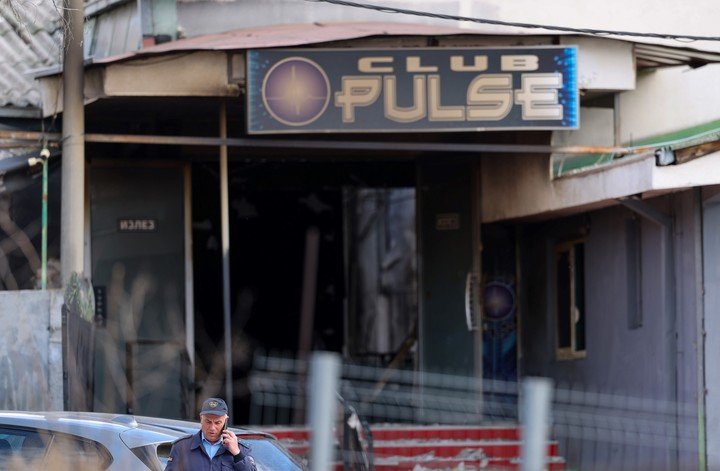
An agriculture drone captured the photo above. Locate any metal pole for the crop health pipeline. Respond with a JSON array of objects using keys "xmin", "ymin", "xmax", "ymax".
[
  {"xmin": 184, "ymin": 163, "xmax": 196, "ymax": 411},
  {"xmin": 60, "ymin": 0, "xmax": 85, "ymax": 284},
  {"xmin": 219, "ymin": 101, "xmax": 233, "ymax": 420},
  {"xmin": 298, "ymin": 227, "xmax": 320, "ymax": 361},
  {"xmin": 294, "ymin": 226, "xmax": 320, "ymax": 424},
  {"xmin": 694, "ymin": 188, "xmax": 707, "ymax": 471},
  {"xmin": 520, "ymin": 377, "xmax": 553, "ymax": 471},
  {"xmin": 41, "ymin": 153, "xmax": 48, "ymax": 289},
  {"xmin": 308, "ymin": 351, "xmax": 341, "ymax": 471},
  {"xmin": 0, "ymin": 129, "xmax": 676, "ymax": 156}
]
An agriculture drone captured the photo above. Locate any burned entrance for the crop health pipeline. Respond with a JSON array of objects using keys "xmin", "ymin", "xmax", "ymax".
[
  {"xmin": 191, "ymin": 159, "xmax": 417, "ymax": 423},
  {"xmin": 85, "ymin": 98, "xmax": 478, "ymax": 423}
]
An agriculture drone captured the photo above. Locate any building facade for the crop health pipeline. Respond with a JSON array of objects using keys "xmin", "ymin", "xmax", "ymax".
[{"xmin": 2, "ymin": 0, "xmax": 720, "ymax": 468}]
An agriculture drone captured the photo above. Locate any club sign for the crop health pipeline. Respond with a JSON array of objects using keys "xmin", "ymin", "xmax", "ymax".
[{"xmin": 247, "ymin": 46, "xmax": 578, "ymax": 134}]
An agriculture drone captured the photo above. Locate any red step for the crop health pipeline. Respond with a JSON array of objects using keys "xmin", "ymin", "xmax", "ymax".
[
  {"xmin": 370, "ymin": 424, "xmax": 520, "ymax": 442},
  {"xmin": 260, "ymin": 424, "xmax": 565, "ymax": 470},
  {"xmin": 373, "ymin": 457, "xmax": 566, "ymax": 470},
  {"xmin": 262, "ymin": 424, "xmax": 522, "ymax": 443},
  {"xmin": 372, "ymin": 441, "xmax": 557, "ymax": 459}
]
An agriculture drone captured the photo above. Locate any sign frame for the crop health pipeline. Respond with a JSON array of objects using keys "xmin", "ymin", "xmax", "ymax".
[{"xmin": 246, "ymin": 46, "xmax": 579, "ymax": 134}]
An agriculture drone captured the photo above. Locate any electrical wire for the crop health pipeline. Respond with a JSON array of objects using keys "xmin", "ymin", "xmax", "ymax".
[{"xmin": 305, "ymin": 0, "xmax": 720, "ymax": 43}]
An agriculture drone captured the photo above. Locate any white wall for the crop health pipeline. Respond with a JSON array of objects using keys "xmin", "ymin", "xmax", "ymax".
[
  {"xmin": 553, "ymin": 107, "xmax": 615, "ymax": 147},
  {"xmin": 177, "ymin": 0, "xmax": 720, "ymax": 53},
  {"xmin": 178, "ymin": 0, "xmax": 503, "ymax": 38},
  {"xmin": 619, "ymin": 64, "xmax": 720, "ymax": 144}
]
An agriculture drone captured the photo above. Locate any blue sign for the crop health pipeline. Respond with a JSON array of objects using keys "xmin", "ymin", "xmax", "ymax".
[{"xmin": 247, "ymin": 46, "xmax": 578, "ymax": 134}]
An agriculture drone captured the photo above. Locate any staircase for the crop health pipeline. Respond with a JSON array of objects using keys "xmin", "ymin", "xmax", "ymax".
[{"xmin": 261, "ymin": 424, "xmax": 566, "ymax": 470}]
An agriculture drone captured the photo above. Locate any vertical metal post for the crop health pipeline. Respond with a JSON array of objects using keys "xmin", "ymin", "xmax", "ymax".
[
  {"xmin": 294, "ymin": 226, "xmax": 320, "ymax": 424},
  {"xmin": 472, "ymin": 162, "xmax": 483, "ymax": 382},
  {"xmin": 694, "ymin": 188, "xmax": 707, "ymax": 471},
  {"xmin": 297, "ymin": 227, "xmax": 320, "ymax": 361},
  {"xmin": 184, "ymin": 163, "xmax": 196, "ymax": 409},
  {"xmin": 521, "ymin": 377, "xmax": 553, "ymax": 471},
  {"xmin": 41, "ymin": 152, "xmax": 49, "ymax": 289},
  {"xmin": 219, "ymin": 102, "xmax": 233, "ymax": 420},
  {"xmin": 308, "ymin": 351, "xmax": 341, "ymax": 471},
  {"xmin": 613, "ymin": 93, "xmax": 622, "ymax": 147},
  {"xmin": 61, "ymin": 0, "xmax": 85, "ymax": 284}
]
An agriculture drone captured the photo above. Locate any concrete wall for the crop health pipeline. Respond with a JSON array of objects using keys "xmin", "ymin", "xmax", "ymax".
[
  {"xmin": 518, "ymin": 191, "xmax": 701, "ymax": 468},
  {"xmin": 0, "ymin": 289, "xmax": 64, "ymax": 411},
  {"xmin": 619, "ymin": 63, "xmax": 720, "ymax": 144},
  {"xmin": 480, "ymin": 151, "xmax": 663, "ymax": 223}
]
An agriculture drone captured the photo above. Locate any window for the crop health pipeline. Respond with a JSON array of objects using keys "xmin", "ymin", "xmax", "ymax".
[
  {"xmin": 0, "ymin": 428, "xmax": 110, "ymax": 470},
  {"xmin": 554, "ymin": 240, "xmax": 586, "ymax": 360},
  {"xmin": 0, "ymin": 428, "xmax": 51, "ymax": 467}
]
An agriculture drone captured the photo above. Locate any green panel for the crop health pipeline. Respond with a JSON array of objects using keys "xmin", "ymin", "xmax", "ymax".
[
  {"xmin": 552, "ymin": 153, "xmax": 614, "ymax": 178},
  {"xmin": 629, "ymin": 118, "xmax": 720, "ymax": 147},
  {"xmin": 418, "ymin": 161, "xmax": 475, "ymax": 377},
  {"xmin": 552, "ymin": 119, "xmax": 720, "ymax": 178}
]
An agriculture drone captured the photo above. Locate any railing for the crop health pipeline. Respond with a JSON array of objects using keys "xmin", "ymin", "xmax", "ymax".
[{"xmin": 249, "ymin": 353, "xmax": 702, "ymax": 471}]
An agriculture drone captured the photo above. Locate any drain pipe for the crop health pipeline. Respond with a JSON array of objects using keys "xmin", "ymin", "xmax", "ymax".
[
  {"xmin": 692, "ymin": 188, "xmax": 707, "ymax": 471},
  {"xmin": 219, "ymin": 101, "xmax": 233, "ymax": 420},
  {"xmin": 618, "ymin": 195, "xmax": 679, "ymax": 465}
]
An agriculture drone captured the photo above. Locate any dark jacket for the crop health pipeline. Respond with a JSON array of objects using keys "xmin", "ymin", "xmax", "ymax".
[{"xmin": 165, "ymin": 431, "xmax": 256, "ymax": 471}]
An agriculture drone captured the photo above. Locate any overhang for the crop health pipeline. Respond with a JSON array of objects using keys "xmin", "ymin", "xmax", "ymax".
[{"xmin": 481, "ymin": 148, "xmax": 720, "ymax": 223}]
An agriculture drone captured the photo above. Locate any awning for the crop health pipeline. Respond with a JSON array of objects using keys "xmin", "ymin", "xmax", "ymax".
[{"xmin": 552, "ymin": 121, "xmax": 720, "ymax": 179}]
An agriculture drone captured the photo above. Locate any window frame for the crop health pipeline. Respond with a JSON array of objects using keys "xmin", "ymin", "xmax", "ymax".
[{"xmin": 554, "ymin": 238, "xmax": 587, "ymax": 361}]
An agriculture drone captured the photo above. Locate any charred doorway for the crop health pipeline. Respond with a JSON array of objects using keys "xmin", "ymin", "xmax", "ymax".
[{"xmin": 191, "ymin": 159, "xmax": 417, "ymax": 423}]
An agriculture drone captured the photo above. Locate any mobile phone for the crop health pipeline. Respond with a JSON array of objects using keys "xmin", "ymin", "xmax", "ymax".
[{"xmin": 221, "ymin": 419, "xmax": 228, "ymax": 446}]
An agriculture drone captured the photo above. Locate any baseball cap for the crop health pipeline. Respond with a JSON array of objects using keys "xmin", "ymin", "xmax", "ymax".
[{"xmin": 200, "ymin": 397, "xmax": 228, "ymax": 416}]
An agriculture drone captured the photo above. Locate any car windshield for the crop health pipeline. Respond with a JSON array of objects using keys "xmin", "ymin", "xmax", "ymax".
[
  {"xmin": 245, "ymin": 439, "xmax": 303, "ymax": 471},
  {"xmin": 154, "ymin": 438, "xmax": 302, "ymax": 470}
]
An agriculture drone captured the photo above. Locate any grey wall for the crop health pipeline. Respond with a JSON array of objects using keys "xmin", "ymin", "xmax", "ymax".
[
  {"xmin": 519, "ymin": 191, "xmax": 702, "ymax": 470},
  {"xmin": 703, "ymin": 187, "xmax": 720, "ymax": 469},
  {"xmin": 0, "ymin": 289, "xmax": 64, "ymax": 411}
]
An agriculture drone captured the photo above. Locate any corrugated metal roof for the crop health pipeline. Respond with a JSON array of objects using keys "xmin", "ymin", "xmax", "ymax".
[
  {"xmin": 0, "ymin": 1, "xmax": 62, "ymax": 110},
  {"xmin": 93, "ymin": 22, "xmax": 482, "ymax": 63},
  {"xmin": 91, "ymin": 21, "xmax": 720, "ymax": 70}
]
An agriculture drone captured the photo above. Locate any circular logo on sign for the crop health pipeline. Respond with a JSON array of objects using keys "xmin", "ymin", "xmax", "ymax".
[
  {"xmin": 262, "ymin": 57, "xmax": 331, "ymax": 127},
  {"xmin": 483, "ymin": 281, "xmax": 515, "ymax": 321}
]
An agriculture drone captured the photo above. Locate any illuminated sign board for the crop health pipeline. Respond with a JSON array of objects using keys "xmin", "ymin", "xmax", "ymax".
[{"xmin": 246, "ymin": 46, "xmax": 578, "ymax": 134}]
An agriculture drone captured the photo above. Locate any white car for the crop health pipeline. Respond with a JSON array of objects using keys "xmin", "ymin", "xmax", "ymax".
[{"xmin": 0, "ymin": 411, "xmax": 303, "ymax": 470}]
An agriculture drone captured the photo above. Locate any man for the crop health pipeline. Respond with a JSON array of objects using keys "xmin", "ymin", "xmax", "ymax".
[{"xmin": 166, "ymin": 397, "xmax": 256, "ymax": 470}]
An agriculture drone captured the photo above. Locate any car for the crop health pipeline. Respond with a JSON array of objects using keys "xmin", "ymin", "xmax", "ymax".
[
  {"xmin": 133, "ymin": 414, "xmax": 305, "ymax": 470},
  {"xmin": 0, "ymin": 411, "xmax": 304, "ymax": 470}
]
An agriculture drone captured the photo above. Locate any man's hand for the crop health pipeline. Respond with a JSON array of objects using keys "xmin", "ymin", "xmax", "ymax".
[{"xmin": 221, "ymin": 429, "xmax": 241, "ymax": 456}]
